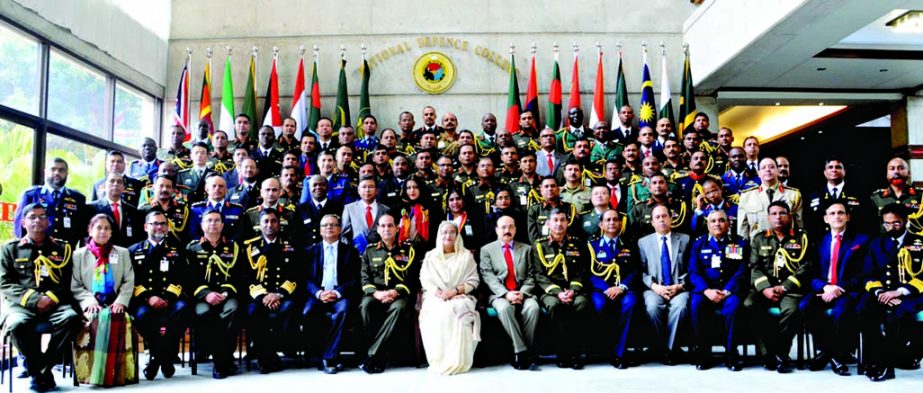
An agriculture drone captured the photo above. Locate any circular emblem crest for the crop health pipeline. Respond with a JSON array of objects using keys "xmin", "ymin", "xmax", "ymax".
[{"xmin": 413, "ymin": 52, "xmax": 456, "ymax": 94}]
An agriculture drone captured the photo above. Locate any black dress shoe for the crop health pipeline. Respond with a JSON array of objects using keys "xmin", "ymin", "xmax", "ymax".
[
  {"xmin": 161, "ymin": 361, "xmax": 176, "ymax": 378},
  {"xmin": 556, "ymin": 357, "xmax": 570, "ymax": 368},
  {"xmin": 663, "ymin": 353, "xmax": 678, "ymax": 366},
  {"xmin": 143, "ymin": 359, "xmax": 159, "ymax": 381},
  {"xmin": 212, "ymin": 368, "xmax": 228, "ymax": 379},
  {"xmin": 511, "ymin": 352, "xmax": 525, "ymax": 370},
  {"xmin": 762, "ymin": 355, "xmax": 779, "ymax": 371},
  {"xmin": 870, "ymin": 366, "xmax": 895, "ymax": 382},
  {"xmin": 808, "ymin": 352, "xmax": 830, "ymax": 371},
  {"xmin": 17, "ymin": 368, "xmax": 29, "ymax": 379},
  {"xmin": 726, "ymin": 355, "xmax": 744, "ymax": 371},
  {"xmin": 898, "ymin": 357, "xmax": 921, "ymax": 370},
  {"xmin": 321, "ymin": 359, "xmax": 338, "ymax": 374},
  {"xmin": 696, "ymin": 361, "xmax": 713, "ymax": 371},
  {"xmin": 41, "ymin": 370, "xmax": 56, "ymax": 390},
  {"xmin": 609, "ymin": 356, "xmax": 623, "ymax": 369},
  {"xmin": 776, "ymin": 355, "xmax": 793, "ymax": 374},
  {"xmin": 570, "ymin": 354, "xmax": 585, "ymax": 370},
  {"xmin": 830, "ymin": 357, "xmax": 850, "ymax": 376},
  {"xmin": 359, "ymin": 361, "xmax": 376, "ymax": 375}
]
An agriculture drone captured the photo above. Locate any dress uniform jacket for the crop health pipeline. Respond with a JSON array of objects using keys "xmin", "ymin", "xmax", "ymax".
[
  {"xmin": 186, "ymin": 237, "xmax": 244, "ymax": 300},
  {"xmin": 243, "ymin": 236, "xmax": 303, "ymax": 301},
  {"xmin": 360, "ymin": 241, "xmax": 418, "ymax": 299},
  {"xmin": 0, "ymin": 237, "xmax": 73, "ymax": 312},
  {"xmin": 526, "ymin": 201, "xmax": 577, "ymax": 244},
  {"xmin": 531, "ymin": 235, "xmax": 586, "ymax": 295},
  {"xmin": 750, "ymin": 229, "xmax": 813, "ymax": 294},
  {"xmin": 13, "ymin": 186, "xmax": 86, "ymax": 246},
  {"xmin": 188, "ymin": 200, "xmax": 246, "ymax": 241},
  {"xmin": 128, "ymin": 238, "xmax": 186, "ymax": 304},
  {"xmin": 737, "ymin": 183, "xmax": 803, "ymax": 241}
]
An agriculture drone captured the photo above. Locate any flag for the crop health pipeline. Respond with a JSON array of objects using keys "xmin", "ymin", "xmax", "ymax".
[
  {"xmin": 219, "ymin": 54, "xmax": 235, "ymax": 133},
  {"xmin": 261, "ymin": 54, "xmax": 282, "ymax": 136},
  {"xmin": 638, "ymin": 47, "xmax": 657, "ymax": 129},
  {"xmin": 588, "ymin": 49, "xmax": 605, "ymax": 129},
  {"xmin": 524, "ymin": 51, "xmax": 540, "ymax": 127},
  {"xmin": 568, "ymin": 50, "xmax": 581, "ymax": 111},
  {"xmin": 333, "ymin": 59, "xmax": 350, "ymax": 132},
  {"xmin": 198, "ymin": 56, "xmax": 214, "ymax": 135},
  {"xmin": 659, "ymin": 49, "xmax": 675, "ymax": 127},
  {"xmin": 610, "ymin": 49, "xmax": 629, "ymax": 128},
  {"xmin": 172, "ymin": 58, "xmax": 190, "ymax": 139},
  {"xmin": 678, "ymin": 46, "xmax": 698, "ymax": 138},
  {"xmin": 356, "ymin": 57, "xmax": 371, "ymax": 138},
  {"xmin": 308, "ymin": 58, "xmax": 321, "ymax": 135},
  {"xmin": 242, "ymin": 52, "xmax": 259, "ymax": 140},
  {"xmin": 504, "ymin": 52, "xmax": 522, "ymax": 133},
  {"xmin": 290, "ymin": 54, "xmax": 308, "ymax": 140},
  {"xmin": 545, "ymin": 52, "xmax": 562, "ymax": 130}
]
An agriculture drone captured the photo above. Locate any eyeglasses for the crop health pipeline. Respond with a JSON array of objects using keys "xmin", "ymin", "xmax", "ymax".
[
  {"xmin": 882, "ymin": 222, "xmax": 904, "ymax": 228},
  {"xmin": 320, "ymin": 223, "xmax": 340, "ymax": 228},
  {"xmin": 147, "ymin": 221, "xmax": 169, "ymax": 226}
]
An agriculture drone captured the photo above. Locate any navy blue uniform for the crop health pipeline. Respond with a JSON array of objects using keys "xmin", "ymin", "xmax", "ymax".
[
  {"xmin": 587, "ymin": 236, "xmax": 639, "ymax": 359},
  {"xmin": 187, "ymin": 200, "xmax": 246, "ymax": 241},
  {"xmin": 721, "ymin": 169, "xmax": 760, "ymax": 197},
  {"xmin": 688, "ymin": 234, "xmax": 749, "ymax": 354},
  {"xmin": 13, "ymin": 186, "xmax": 86, "ymax": 247},
  {"xmin": 690, "ymin": 201, "xmax": 739, "ymax": 239}
]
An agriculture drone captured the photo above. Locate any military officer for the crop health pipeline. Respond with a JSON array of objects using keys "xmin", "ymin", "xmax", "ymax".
[
  {"xmin": 207, "ymin": 130, "xmax": 235, "ymax": 175},
  {"xmin": 90, "ymin": 150, "xmax": 144, "ymax": 207},
  {"xmin": 737, "ymin": 158, "xmax": 803, "ymax": 241},
  {"xmin": 0, "ymin": 203, "xmax": 79, "ymax": 391},
  {"xmin": 860, "ymin": 203, "xmax": 923, "ymax": 381},
  {"xmin": 188, "ymin": 174, "xmax": 245, "ymax": 241},
  {"xmin": 240, "ymin": 178, "xmax": 298, "ymax": 241},
  {"xmin": 251, "ymin": 126, "xmax": 284, "ymax": 177},
  {"xmin": 186, "ymin": 210, "xmax": 245, "ymax": 379},
  {"xmin": 359, "ymin": 213, "xmax": 418, "ymax": 374},
  {"xmin": 13, "ymin": 158, "xmax": 87, "ymax": 247},
  {"xmin": 870, "ymin": 157, "xmax": 923, "ymax": 232},
  {"xmin": 672, "ymin": 151, "xmax": 722, "ymax": 203},
  {"xmin": 468, "ymin": 157, "xmax": 503, "ymax": 216},
  {"xmin": 243, "ymin": 208, "xmax": 302, "ymax": 374},
  {"xmin": 560, "ymin": 161, "xmax": 593, "ymax": 213},
  {"xmin": 157, "ymin": 125, "xmax": 192, "ymax": 169},
  {"xmin": 688, "ymin": 210, "xmax": 749, "ymax": 371},
  {"xmin": 746, "ymin": 201, "xmax": 812, "ymax": 373},
  {"xmin": 721, "ymin": 147, "xmax": 759, "ymax": 197},
  {"xmin": 628, "ymin": 173, "xmax": 689, "ymax": 240},
  {"xmin": 690, "ymin": 178, "xmax": 738, "ymax": 238},
  {"xmin": 139, "ymin": 176, "xmax": 191, "ymax": 244},
  {"xmin": 508, "ymin": 151, "xmax": 543, "ymax": 209},
  {"xmin": 526, "ymin": 177, "xmax": 577, "ymax": 243},
  {"xmin": 805, "ymin": 158, "xmax": 868, "ymax": 239},
  {"xmin": 578, "ymin": 186, "xmax": 615, "ymax": 239},
  {"xmin": 127, "ymin": 137, "xmax": 163, "ymax": 183},
  {"xmin": 176, "ymin": 142, "xmax": 215, "ymax": 203},
  {"xmin": 588, "ymin": 210, "xmax": 639, "ymax": 369},
  {"xmin": 532, "ymin": 208, "xmax": 591, "ymax": 369},
  {"xmin": 128, "ymin": 211, "xmax": 189, "ymax": 380}
]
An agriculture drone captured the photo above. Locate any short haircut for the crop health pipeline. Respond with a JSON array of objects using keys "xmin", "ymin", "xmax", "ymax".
[{"xmin": 767, "ymin": 200, "xmax": 791, "ymax": 214}]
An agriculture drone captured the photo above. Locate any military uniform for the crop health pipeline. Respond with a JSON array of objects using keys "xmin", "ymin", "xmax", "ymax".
[
  {"xmin": 509, "ymin": 175, "xmax": 543, "ymax": 209},
  {"xmin": 251, "ymin": 146, "xmax": 284, "ymax": 178},
  {"xmin": 805, "ymin": 185, "xmax": 866, "ymax": 239},
  {"xmin": 661, "ymin": 161, "xmax": 688, "ymax": 180},
  {"xmin": 560, "ymin": 185, "xmax": 592, "ymax": 213},
  {"xmin": 590, "ymin": 141, "xmax": 624, "ymax": 163},
  {"xmin": 688, "ymin": 234, "xmax": 749, "ymax": 363},
  {"xmin": 90, "ymin": 175, "xmax": 145, "ymax": 207},
  {"xmin": 625, "ymin": 177, "xmax": 679, "ymax": 212},
  {"xmin": 454, "ymin": 169, "xmax": 478, "ymax": 190},
  {"xmin": 228, "ymin": 182, "xmax": 261, "ymax": 210},
  {"xmin": 496, "ymin": 167, "xmax": 521, "ymax": 187},
  {"xmin": 240, "ymin": 204, "xmax": 298, "ymax": 243},
  {"xmin": 359, "ymin": 241, "xmax": 418, "ymax": 361},
  {"xmin": 127, "ymin": 158, "xmax": 163, "ymax": 183},
  {"xmin": 140, "ymin": 199, "xmax": 191, "ymax": 244},
  {"xmin": 746, "ymin": 229, "xmax": 812, "ymax": 364},
  {"xmin": 243, "ymin": 236, "xmax": 303, "ymax": 368},
  {"xmin": 587, "ymin": 236, "xmax": 639, "ymax": 360},
  {"xmin": 207, "ymin": 151, "xmax": 235, "ymax": 175},
  {"xmin": 186, "ymin": 237, "xmax": 244, "ymax": 372},
  {"xmin": 860, "ymin": 234, "xmax": 923, "ymax": 373},
  {"xmin": 526, "ymin": 201, "xmax": 577, "ymax": 244},
  {"xmin": 628, "ymin": 197, "xmax": 690, "ymax": 240},
  {"xmin": 737, "ymin": 184, "xmax": 803, "ymax": 241},
  {"xmin": 706, "ymin": 147, "xmax": 729, "ymax": 176},
  {"xmin": 0, "ymin": 237, "xmax": 80, "ymax": 381},
  {"xmin": 157, "ymin": 145, "xmax": 192, "ymax": 169},
  {"xmin": 672, "ymin": 172, "xmax": 722, "ymax": 203},
  {"xmin": 13, "ymin": 186, "xmax": 87, "ymax": 247},
  {"xmin": 188, "ymin": 200, "xmax": 246, "ymax": 241},
  {"xmin": 128, "ymin": 237, "xmax": 189, "ymax": 369},
  {"xmin": 512, "ymin": 133, "xmax": 539, "ymax": 153},
  {"xmin": 870, "ymin": 185, "xmax": 923, "ymax": 235},
  {"xmin": 176, "ymin": 167, "xmax": 214, "ymax": 203},
  {"xmin": 721, "ymin": 169, "xmax": 760, "ymax": 197},
  {"xmin": 532, "ymin": 235, "xmax": 591, "ymax": 363},
  {"xmin": 690, "ymin": 201, "xmax": 739, "ymax": 238},
  {"xmin": 468, "ymin": 182, "xmax": 503, "ymax": 217}
]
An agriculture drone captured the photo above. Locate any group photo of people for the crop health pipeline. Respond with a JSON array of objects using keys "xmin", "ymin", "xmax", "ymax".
[{"xmin": 4, "ymin": 101, "xmax": 922, "ymax": 392}]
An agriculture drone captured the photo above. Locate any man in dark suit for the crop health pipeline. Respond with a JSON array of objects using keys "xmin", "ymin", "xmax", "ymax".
[
  {"xmin": 611, "ymin": 105, "xmax": 639, "ymax": 144},
  {"xmin": 90, "ymin": 150, "xmax": 144, "ymax": 206},
  {"xmin": 87, "ymin": 173, "xmax": 142, "ymax": 247},
  {"xmin": 639, "ymin": 204, "xmax": 691, "ymax": 364},
  {"xmin": 802, "ymin": 199, "xmax": 870, "ymax": 376},
  {"xmin": 251, "ymin": 126, "xmax": 284, "ymax": 177},
  {"xmin": 302, "ymin": 214, "xmax": 358, "ymax": 374},
  {"xmin": 479, "ymin": 215, "xmax": 538, "ymax": 370},
  {"xmin": 859, "ymin": 203, "xmax": 923, "ymax": 381},
  {"xmin": 228, "ymin": 158, "xmax": 261, "ymax": 209}
]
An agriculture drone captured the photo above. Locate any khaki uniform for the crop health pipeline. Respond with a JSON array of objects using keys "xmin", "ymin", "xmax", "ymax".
[{"xmin": 737, "ymin": 184, "xmax": 803, "ymax": 241}]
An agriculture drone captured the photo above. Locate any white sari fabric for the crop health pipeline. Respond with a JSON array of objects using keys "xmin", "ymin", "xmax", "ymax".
[{"xmin": 418, "ymin": 222, "xmax": 481, "ymax": 375}]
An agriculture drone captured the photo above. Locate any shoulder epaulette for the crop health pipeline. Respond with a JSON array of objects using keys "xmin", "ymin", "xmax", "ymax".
[
  {"xmin": 740, "ymin": 185, "xmax": 760, "ymax": 193},
  {"xmin": 245, "ymin": 206, "xmax": 260, "ymax": 213},
  {"xmin": 283, "ymin": 204, "xmax": 296, "ymax": 212},
  {"xmin": 191, "ymin": 201, "xmax": 206, "ymax": 207},
  {"xmin": 243, "ymin": 236, "xmax": 261, "ymax": 245},
  {"xmin": 535, "ymin": 236, "xmax": 550, "ymax": 244},
  {"xmin": 228, "ymin": 202, "xmax": 244, "ymax": 209}
]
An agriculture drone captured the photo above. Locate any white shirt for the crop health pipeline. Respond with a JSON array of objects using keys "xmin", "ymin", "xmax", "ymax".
[
  {"xmin": 657, "ymin": 231, "xmax": 674, "ymax": 263},
  {"xmin": 500, "ymin": 241, "xmax": 516, "ymax": 264},
  {"xmin": 827, "ymin": 181, "xmax": 845, "ymax": 199},
  {"xmin": 362, "ymin": 201, "xmax": 379, "ymax": 227},
  {"xmin": 312, "ymin": 198, "xmax": 327, "ymax": 209},
  {"xmin": 318, "ymin": 241, "xmax": 341, "ymax": 299}
]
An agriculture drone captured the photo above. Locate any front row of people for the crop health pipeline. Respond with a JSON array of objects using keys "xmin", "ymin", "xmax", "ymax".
[{"xmin": 2, "ymin": 198, "xmax": 921, "ymax": 391}]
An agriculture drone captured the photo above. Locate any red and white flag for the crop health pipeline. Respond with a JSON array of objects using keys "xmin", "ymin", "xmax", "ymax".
[
  {"xmin": 261, "ymin": 54, "xmax": 282, "ymax": 135},
  {"xmin": 290, "ymin": 54, "xmax": 308, "ymax": 140}
]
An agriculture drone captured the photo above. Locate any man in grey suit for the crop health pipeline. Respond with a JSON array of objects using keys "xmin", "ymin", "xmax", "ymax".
[
  {"xmin": 639, "ymin": 204, "xmax": 691, "ymax": 365},
  {"xmin": 479, "ymin": 215, "xmax": 539, "ymax": 371},
  {"xmin": 341, "ymin": 176, "xmax": 390, "ymax": 254},
  {"xmin": 535, "ymin": 128, "xmax": 566, "ymax": 178}
]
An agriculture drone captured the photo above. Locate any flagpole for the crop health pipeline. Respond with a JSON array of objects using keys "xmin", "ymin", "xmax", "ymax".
[
  {"xmin": 185, "ymin": 48, "xmax": 192, "ymax": 130},
  {"xmin": 340, "ymin": 44, "xmax": 346, "ymax": 61},
  {"xmin": 553, "ymin": 42, "xmax": 559, "ymax": 61},
  {"xmin": 206, "ymin": 46, "xmax": 213, "ymax": 135},
  {"xmin": 252, "ymin": 46, "xmax": 259, "ymax": 100}
]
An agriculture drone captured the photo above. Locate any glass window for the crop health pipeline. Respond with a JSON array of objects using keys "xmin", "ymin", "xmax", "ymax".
[
  {"xmin": 0, "ymin": 119, "xmax": 34, "ymax": 243},
  {"xmin": 48, "ymin": 50, "xmax": 107, "ymax": 137},
  {"xmin": 46, "ymin": 133, "xmax": 106, "ymax": 199},
  {"xmin": 0, "ymin": 22, "xmax": 40, "ymax": 115},
  {"xmin": 115, "ymin": 82, "xmax": 156, "ymax": 149}
]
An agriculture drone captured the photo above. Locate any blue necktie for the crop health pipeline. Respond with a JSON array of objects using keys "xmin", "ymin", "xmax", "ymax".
[
  {"xmin": 607, "ymin": 239, "xmax": 616, "ymax": 258},
  {"xmin": 661, "ymin": 236, "xmax": 673, "ymax": 285}
]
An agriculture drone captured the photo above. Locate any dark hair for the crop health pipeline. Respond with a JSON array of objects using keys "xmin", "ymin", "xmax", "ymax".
[
  {"xmin": 548, "ymin": 207, "xmax": 570, "ymax": 221},
  {"xmin": 259, "ymin": 207, "xmax": 280, "ymax": 220},
  {"xmin": 767, "ymin": 201, "xmax": 791, "ymax": 214},
  {"xmin": 235, "ymin": 113, "xmax": 251, "ymax": 122},
  {"xmin": 87, "ymin": 213, "xmax": 113, "ymax": 232},
  {"xmin": 192, "ymin": 141, "xmax": 210, "ymax": 151},
  {"xmin": 880, "ymin": 203, "xmax": 907, "ymax": 219},
  {"xmin": 107, "ymin": 150, "xmax": 125, "ymax": 159},
  {"xmin": 694, "ymin": 112, "xmax": 710, "ymax": 121},
  {"xmin": 213, "ymin": 130, "xmax": 228, "ymax": 138},
  {"xmin": 824, "ymin": 156, "xmax": 846, "ymax": 167},
  {"xmin": 701, "ymin": 177, "xmax": 723, "ymax": 189},
  {"xmin": 822, "ymin": 198, "xmax": 850, "ymax": 214},
  {"xmin": 144, "ymin": 210, "xmax": 167, "ymax": 223}
]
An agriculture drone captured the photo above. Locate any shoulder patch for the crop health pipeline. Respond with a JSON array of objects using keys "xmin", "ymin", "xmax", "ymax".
[{"xmin": 740, "ymin": 185, "xmax": 760, "ymax": 193}]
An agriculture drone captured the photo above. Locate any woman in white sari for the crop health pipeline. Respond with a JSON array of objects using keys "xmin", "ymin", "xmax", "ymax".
[{"xmin": 418, "ymin": 221, "xmax": 481, "ymax": 375}]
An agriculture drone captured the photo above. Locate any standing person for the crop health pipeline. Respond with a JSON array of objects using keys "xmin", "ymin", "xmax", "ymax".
[
  {"xmin": 13, "ymin": 157, "xmax": 87, "ymax": 247},
  {"xmin": 396, "ymin": 177, "xmax": 438, "ymax": 251},
  {"xmin": 418, "ymin": 222, "xmax": 481, "ymax": 375},
  {"xmin": 0, "ymin": 203, "xmax": 80, "ymax": 392},
  {"xmin": 71, "ymin": 214, "xmax": 137, "ymax": 387}
]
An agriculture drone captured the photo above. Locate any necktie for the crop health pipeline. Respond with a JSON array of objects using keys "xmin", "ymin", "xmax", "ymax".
[
  {"xmin": 749, "ymin": 163, "xmax": 756, "ymax": 172},
  {"xmin": 661, "ymin": 236, "xmax": 673, "ymax": 285},
  {"xmin": 365, "ymin": 205, "xmax": 374, "ymax": 228},
  {"xmin": 503, "ymin": 243, "xmax": 516, "ymax": 290},
  {"xmin": 736, "ymin": 173, "xmax": 742, "ymax": 185},
  {"xmin": 112, "ymin": 201, "xmax": 121, "ymax": 228},
  {"xmin": 766, "ymin": 188, "xmax": 775, "ymax": 201},
  {"xmin": 831, "ymin": 187, "xmax": 838, "ymax": 200},
  {"xmin": 547, "ymin": 154, "xmax": 554, "ymax": 174},
  {"xmin": 829, "ymin": 233, "xmax": 842, "ymax": 285},
  {"xmin": 323, "ymin": 245, "xmax": 336, "ymax": 290},
  {"xmin": 610, "ymin": 186, "xmax": 620, "ymax": 209},
  {"xmin": 606, "ymin": 239, "xmax": 616, "ymax": 257},
  {"xmin": 644, "ymin": 149, "xmax": 651, "ymax": 158},
  {"xmin": 52, "ymin": 190, "xmax": 60, "ymax": 201}
]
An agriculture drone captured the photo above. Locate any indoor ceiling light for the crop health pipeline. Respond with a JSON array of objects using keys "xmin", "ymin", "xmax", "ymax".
[{"xmin": 887, "ymin": 10, "xmax": 923, "ymax": 33}]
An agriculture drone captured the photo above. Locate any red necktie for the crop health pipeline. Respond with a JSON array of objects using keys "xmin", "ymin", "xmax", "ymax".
[
  {"xmin": 610, "ymin": 186, "xmax": 619, "ymax": 209},
  {"xmin": 365, "ymin": 205, "xmax": 374, "ymax": 228},
  {"xmin": 304, "ymin": 159, "xmax": 312, "ymax": 176},
  {"xmin": 547, "ymin": 154, "xmax": 554, "ymax": 174},
  {"xmin": 829, "ymin": 233, "xmax": 842, "ymax": 285},
  {"xmin": 112, "ymin": 201, "xmax": 121, "ymax": 228},
  {"xmin": 503, "ymin": 243, "xmax": 517, "ymax": 290}
]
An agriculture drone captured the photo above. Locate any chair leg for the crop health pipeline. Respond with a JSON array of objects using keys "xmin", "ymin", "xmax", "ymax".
[
  {"xmin": 72, "ymin": 342, "xmax": 78, "ymax": 387},
  {"xmin": 189, "ymin": 328, "xmax": 197, "ymax": 376},
  {"xmin": 796, "ymin": 329, "xmax": 805, "ymax": 370}
]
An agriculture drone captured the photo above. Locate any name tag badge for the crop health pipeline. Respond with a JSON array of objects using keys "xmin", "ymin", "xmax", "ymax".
[
  {"xmin": 465, "ymin": 225, "xmax": 473, "ymax": 236},
  {"xmin": 40, "ymin": 265, "xmax": 49, "ymax": 277},
  {"xmin": 775, "ymin": 254, "xmax": 786, "ymax": 268},
  {"xmin": 251, "ymin": 248, "xmax": 260, "ymax": 257},
  {"xmin": 542, "ymin": 226, "xmax": 549, "ymax": 236},
  {"xmin": 711, "ymin": 255, "xmax": 722, "ymax": 268},
  {"xmin": 126, "ymin": 225, "xmax": 133, "ymax": 238},
  {"xmin": 110, "ymin": 252, "xmax": 119, "ymax": 264},
  {"xmin": 520, "ymin": 195, "xmax": 528, "ymax": 206},
  {"xmin": 63, "ymin": 217, "xmax": 71, "ymax": 229},
  {"xmin": 160, "ymin": 259, "xmax": 170, "ymax": 272},
  {"xmin": 598, "ymin": 251, "xmax": 607, "ymax": 258},
  {"xmin": 303, "ymin": 218, "xmax": 312, "ymax": 225}
]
